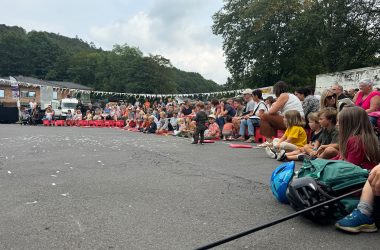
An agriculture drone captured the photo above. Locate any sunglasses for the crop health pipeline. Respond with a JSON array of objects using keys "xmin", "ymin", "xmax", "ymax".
[{"xmin": 326, "ymin": 94, "xmax": 336, "ymax": 100}]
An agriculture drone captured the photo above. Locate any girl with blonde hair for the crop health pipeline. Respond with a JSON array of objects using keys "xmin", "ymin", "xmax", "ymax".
[{"xmin": 265, "ymin": 110, "xmax": 307, "ymax": 160}]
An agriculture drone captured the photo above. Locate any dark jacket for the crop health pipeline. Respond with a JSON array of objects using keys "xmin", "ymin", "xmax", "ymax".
[
  {"xmin": 194, "ymin": 110, "xmax": 208, "ymax": 130},
  {"xmin": 147, "ymin": 122, "xmax": 157, "ymax": 134}
]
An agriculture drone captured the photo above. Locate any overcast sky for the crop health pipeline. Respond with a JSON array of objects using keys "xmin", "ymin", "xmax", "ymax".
[{"xmin": 1, "ymin": 0, "xmax": 229, "ymax": 84}]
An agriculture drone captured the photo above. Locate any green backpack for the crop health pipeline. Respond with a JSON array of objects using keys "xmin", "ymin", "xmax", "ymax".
[{"xmin": 293, "ymin": 159, "xmax": 369, "ymax": 223}]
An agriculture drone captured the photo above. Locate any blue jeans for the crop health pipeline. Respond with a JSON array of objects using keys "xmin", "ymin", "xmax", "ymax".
[
  {"xmin": 239, "ymin": 119, "xmax": 254, "ymax": 136},
  {"xmin": 369, "ymin": 116, "xmax": 378, "ymax": 126},
  {"xmin": 216, "ymin": 117, "xmax": 225, "ymax": 131}
]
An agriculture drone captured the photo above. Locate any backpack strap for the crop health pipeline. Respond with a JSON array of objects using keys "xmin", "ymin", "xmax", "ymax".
[{"xmin": 253, "ymin": 101, "xmax": 268, "ymax": 116}]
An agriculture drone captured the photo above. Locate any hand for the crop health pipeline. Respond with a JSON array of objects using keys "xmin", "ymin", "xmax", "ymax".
[
  {"xmin": 368, "ymin": 164, "xmax": 380, "ymax": 196},
  {"xmin": 316, "ymin": 145, "xmax": 327, "ymax": 155}
]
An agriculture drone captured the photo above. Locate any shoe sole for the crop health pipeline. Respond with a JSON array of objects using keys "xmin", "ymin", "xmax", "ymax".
[
  {"xmin": 265, "ymin": 148, "xmax": 276, "ymax": 159},
  {"xmin": 335, "ymin": 223, "xmax": 378, "ymax": 233}
]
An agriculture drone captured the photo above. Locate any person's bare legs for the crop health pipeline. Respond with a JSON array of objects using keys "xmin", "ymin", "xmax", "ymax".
[
  {"xmin": 318, "ymin": 146, "xmax": 339, "ymax": 159},
  {"xmin": 285, "ymin": 149, "xmax": 301, "ymax": 157}
]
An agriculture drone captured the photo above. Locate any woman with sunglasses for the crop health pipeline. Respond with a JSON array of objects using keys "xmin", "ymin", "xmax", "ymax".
[{"xmin": 320, "ymin": 89, "xmax": 337, "ymax": 110}]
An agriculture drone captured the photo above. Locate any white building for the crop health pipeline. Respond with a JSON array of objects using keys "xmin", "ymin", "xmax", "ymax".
[{"xmin": 315, "ymin": 66, "xmax": 380, "ymax": 93}]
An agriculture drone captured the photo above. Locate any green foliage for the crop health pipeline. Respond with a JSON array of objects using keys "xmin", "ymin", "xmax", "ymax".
[
  {"xmin": 0, "ymin": 25, "xmax": 220, "ymax": 94},
  {"xmin": 213, "ymin": 0, "xmax": 380, "ymax": 88}
]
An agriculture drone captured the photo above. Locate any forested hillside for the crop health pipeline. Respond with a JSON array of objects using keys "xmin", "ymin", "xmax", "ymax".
[{"xmin": 0, "ymin": 24, "xmax": 221, "ymax": 94}]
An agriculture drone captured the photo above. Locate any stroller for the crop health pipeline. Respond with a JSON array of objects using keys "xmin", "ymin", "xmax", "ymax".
[{"xmin": 20, "ymin": 108, "xmax": 31, "ymax": 125}]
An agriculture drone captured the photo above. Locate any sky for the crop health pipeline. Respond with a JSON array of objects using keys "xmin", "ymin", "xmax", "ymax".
[{"xmin": 0, "ymin": 0, "xmax": 229, "ymax": 85}]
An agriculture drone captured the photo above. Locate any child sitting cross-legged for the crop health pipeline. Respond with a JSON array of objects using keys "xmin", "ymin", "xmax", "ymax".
[
  {"xmin": 139, "ymin": 115, "xmax": 150, "ymax": 132},
  {"xmin": 205, "ymin": 114, "xmax": 220, "ymax": 140},
  {"xmin": 282, "ymin": 112, "xmax": 322, "ymax": 161},
  {"xmin": 307, "ymin": 107, "xmax": 339, "ymax": 160},
  {"xmin": 265, "ymin": 110, "xmax": 307, "ymax": 161},
  {"xmin": 145, "ymin": 116, "xmax": 157, "ymax": 134}
]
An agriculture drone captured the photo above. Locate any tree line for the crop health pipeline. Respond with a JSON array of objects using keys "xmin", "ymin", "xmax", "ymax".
[
  {"xmin": 0, "ymin": 24, "xmax": 221, "ymax": 94},
  {"xmin": 213, "ymin": 0, "xmax": 380, "ymax": 90}
]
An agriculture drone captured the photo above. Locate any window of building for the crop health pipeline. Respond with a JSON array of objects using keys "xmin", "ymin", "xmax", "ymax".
[
  {"xmin": 53, "ymin": 91, "xmax": 58, "ymax": 100},
  {"xmin": 0, "ymin": 89, "xmax": 4, "ymax": 98},
  {"xmin": 21, "ymin": 91, "xmax": 29, "ymax": 98},
  {"xmin": 28, "ymin": 91, "xmax": 36, "ymax": 97}
]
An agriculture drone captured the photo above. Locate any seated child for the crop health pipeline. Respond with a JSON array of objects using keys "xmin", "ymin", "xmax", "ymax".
[
  {"xmin": 146, "ymin": 116, "xmax": 157, "ymax": 134},
  {"xmin": 222, "ymin": 115, "xmax": 234, "ymax": 140},
  {"xmin": 331, "ymin": 106, "xmax": 380, "ymax": 170},
  {"xmin": 309, "ymin": 108, "xmax": 339, "ymax": 159},
  {"xmin": 92, "ymin": 109, "xmax": 102, "ymax": 120},
  {"xmin": 140, "ymin": 115, "xmax": 151, "ymax": 132},
  {"xmin": 205, "ymin": 114, "xmax": 220, "ymax": 140},
  {"xmin": 284, "ymin": 112, "xmax": 322, "ymax": 161},
  {"xmin": 66, "ymin": 109, "xmax": 73, "ymax": 120},
  {"xmin": 265, "ymin": 110, "xmax": 307, "ymax": 161},
  {"xmin": 73, "ymin": 109, "xmax": 83, "ymax": 121},
  {"xmin": 173, "ymin": 118, "xmax": 185, "ymax": 136},
  {"xmin": 181, "ymin": 117, "xmax": 195, "ymax": 138},
  {"xmin": 85, "ymin": 110, "xmax": 93, "ymax": 121},
  {"xmin": 44, "ymin": 106, "xmax": 54, "ymax": 121},
  {"xmin": 169, "ymin": 112, "xmax": 178, "ymax": 131},
  {"xmin": 157, "ymin": 112, "xmax": 169, "ymax": 132}
]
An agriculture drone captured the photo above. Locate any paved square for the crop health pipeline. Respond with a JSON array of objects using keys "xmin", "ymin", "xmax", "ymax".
[{"xmin": 0, "ymin": 125, "xmax": 378, "ymax": 249}]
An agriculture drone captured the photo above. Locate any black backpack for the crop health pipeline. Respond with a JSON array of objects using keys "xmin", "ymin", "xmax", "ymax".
[{"xmin": 286, "ymin": 159, "xmax": 369, "ymax": 224}]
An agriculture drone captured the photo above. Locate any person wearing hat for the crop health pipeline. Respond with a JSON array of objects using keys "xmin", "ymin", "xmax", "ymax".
[
  {"xmin": 236, "ymin": 88, "xmax": 257, "ymax": 142},
  {"xmin": 205, "ymin": 114, "xmax": 220, "ymax": 140}
]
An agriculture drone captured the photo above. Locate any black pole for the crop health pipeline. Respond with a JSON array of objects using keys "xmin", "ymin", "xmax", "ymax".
[{"xmin": 195, "ymin": 188, "xmax": 362, "ymax": 250}]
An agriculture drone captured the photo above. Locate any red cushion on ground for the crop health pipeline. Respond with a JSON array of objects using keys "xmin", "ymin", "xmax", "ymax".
[{"xmin": 203, "ymin": 140, "xmax": 215, "ymax": 143}]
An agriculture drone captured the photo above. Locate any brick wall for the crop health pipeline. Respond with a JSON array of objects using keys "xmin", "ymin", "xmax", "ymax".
[
  {"xmin": 0, "ymin": 84, "xmax": 40, "ymax": 107},
  {"xmin": 0, "ymin": 84, "xmax": 84, "ymax": 108}
]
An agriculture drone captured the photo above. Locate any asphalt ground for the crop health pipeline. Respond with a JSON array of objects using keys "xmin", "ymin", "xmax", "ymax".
[{"xmin": 0, "ymin": 124, "xmax": 379, "ymax": 250}]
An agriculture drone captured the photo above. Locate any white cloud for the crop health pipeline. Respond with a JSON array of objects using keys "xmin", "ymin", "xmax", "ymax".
[
  {"xmin": 1, "ymin": 0, "xmax": 229, "ymax": 84},
  {"xmin": 88, "ymin": 4, "xmax": 229, "ymax": 84}
]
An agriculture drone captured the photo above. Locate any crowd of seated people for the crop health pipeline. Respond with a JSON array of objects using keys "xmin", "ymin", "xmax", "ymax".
[{"xmin": 31, "ymin": 78, "xmax": 380, "ymax": 233}]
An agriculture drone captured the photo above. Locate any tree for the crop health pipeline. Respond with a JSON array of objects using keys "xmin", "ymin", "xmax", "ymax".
[
  {"xmin": 26, "ymin": 31, "xmax": 65, "ymax": 78},
  {"xmin": 0, "ymin": 25, "xmax": 221, "ymax": 94},
  {"xmin": 213, "ymin": 0, "xmax": 380, "ymax": 88}
]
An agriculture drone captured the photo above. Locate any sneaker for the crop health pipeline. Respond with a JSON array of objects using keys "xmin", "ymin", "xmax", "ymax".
[
  {"xmin": 191, "ymin": 141, "xmax": 198, "ymax": 144},
  {"xmin": 258, "ymin": 141, "xmax": 273, "ymax": 148},
  {"xmin": 335, "ymin": 209, "xmax": 378, "ymax": 233},
  {"xmin": 297, "ymin": 154, "xmax": 311, "ymax": 161},
  {"xmin": 277, "ymin": 150, "xmax": 287, "ymax": 161},
  {"xmin": 244, "ymin": 138, "xmax": 256, "ymax": 143},
  {"xmin": 265, "ymin": 147, "xmax": 277, "ymax": 159}
]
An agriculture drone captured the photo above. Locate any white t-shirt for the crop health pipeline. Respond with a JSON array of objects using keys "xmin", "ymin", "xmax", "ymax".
[
  {"xmin": 253, "ymin": 101, "xmax": 268, "ymax": 115},
  {"xmin": 281, "ymin": 93, "xmax": 305, "ymax": 117}
]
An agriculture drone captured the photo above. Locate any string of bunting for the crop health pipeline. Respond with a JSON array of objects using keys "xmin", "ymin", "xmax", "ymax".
[{"xmin": 0, "ymin": 78, "xmax": 248, "ymax": 98}]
